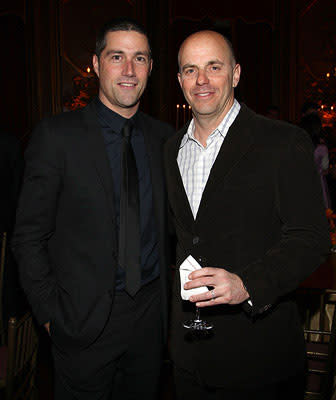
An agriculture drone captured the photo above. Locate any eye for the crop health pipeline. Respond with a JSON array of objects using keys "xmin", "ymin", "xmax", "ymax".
[
  {"xmin": 209, "ymin": 65, "xmax": 221, "ymax": 72},
  {"xmin": 135, "ymin": 55, "xmax": 148, "ymax": 64},
  {"xmin": 184, "ymin": 68, "xmax": 195, "ymax": 75},
  {"xmin": 111, "ymin": 54, "xmax": 122, "ymax": 62}
]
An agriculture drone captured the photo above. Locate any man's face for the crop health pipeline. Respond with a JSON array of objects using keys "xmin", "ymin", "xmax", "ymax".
[
  {"xmin": 93, "ymin": 30, "xmax": 152, "ymax": 117},
  {"xmin": 178, "ymin": 32, "xmax": 241, "ymax": 121}
]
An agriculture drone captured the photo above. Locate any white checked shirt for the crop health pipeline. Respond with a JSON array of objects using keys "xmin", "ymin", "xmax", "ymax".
[{"xmin": 177, "ymin": 100, "xmax": 241, "ymax": 219}]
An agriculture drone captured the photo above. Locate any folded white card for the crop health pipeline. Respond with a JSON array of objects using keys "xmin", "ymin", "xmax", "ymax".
[{"xmin": 179, "ymin": 255, "xmax": 209, "ymax": 300}]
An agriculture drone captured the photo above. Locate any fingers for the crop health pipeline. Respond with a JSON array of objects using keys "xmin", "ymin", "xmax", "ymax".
[
  {"xmin": 191, "ymin": 292, "xmax": 233, "ymax": 307},
  {"xmin": 190, "ymin": 288, "xmax": 231, "ymax": 306},
  {"xmin": 188, "ymin": 267, "xmax": 219, "ymax": 280},
  {"xmin": 187, "ymin": 271, "xmax": 249, "ymax": 306},
  {"xmin": 189, "ymin": 289, "xmax": 214, "ymax": 303},
  {"xmin": 183, "ymin": 267, "xmax": 248, "ymax": 307},
  {"xmin": 184, "ymin": 276, "xmax": 215, "ymax": 290},
  {"xmin": 185, "ymin": 267, "xmax": 227, "ymax": 289},
  {"xmin": 196, "ymin": 298, "xmax": 221, "ymax": 307}
]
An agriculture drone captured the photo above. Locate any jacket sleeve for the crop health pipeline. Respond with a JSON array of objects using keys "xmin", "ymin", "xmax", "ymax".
[
  {"xmin": 238, "ymin": 128, "xmax": 330, "ymax": 316},
  {"xmin": 12, "ymin": 118, "xmax": 63, "ymax": 325}
]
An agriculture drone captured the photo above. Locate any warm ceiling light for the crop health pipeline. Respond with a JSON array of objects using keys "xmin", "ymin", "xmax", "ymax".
[
  {"xmin": 326, "ymin": 72, "xmax": 330, "ymax": 78},
  {"xmin": 86, "ymin": 67, "xmax": 91, "ymax": 73},
  {"xmin": 321, "ymin": 105, "xmax": 325, "ymax": 109}
]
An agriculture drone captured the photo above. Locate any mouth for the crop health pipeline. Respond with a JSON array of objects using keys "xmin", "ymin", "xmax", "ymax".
[
  {"xmin": 118, "ymin": 82, "xmax": 138, "ymax": 88},
  {"xmin": 193, "ymin": 90, "xmax": 215, "ymax": 98}
]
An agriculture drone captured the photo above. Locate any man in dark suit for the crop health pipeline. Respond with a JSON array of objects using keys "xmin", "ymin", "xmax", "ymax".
[
  {"xmin": 12, "ymin": 19, "xmax": 173, "ymax": 400},
  {"xmin": 164, "ymin": 30, "xmax": 330, "ymax": 400}
]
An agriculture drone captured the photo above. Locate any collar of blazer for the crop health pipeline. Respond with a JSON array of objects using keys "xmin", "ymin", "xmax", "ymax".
[{"xmin": 166, "ymin": 103, "xmax": 256, "ymax": 225}]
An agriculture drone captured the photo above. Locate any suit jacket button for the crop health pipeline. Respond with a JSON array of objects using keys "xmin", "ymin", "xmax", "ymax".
[{"xmin": 192, "ymin": 236, "xmax": 199, "ymax": 245}]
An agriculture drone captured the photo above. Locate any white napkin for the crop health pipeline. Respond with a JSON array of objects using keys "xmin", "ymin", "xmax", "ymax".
[{"xmin": 179, "ymin": 255, "xmax": 209, "ymax": 300}]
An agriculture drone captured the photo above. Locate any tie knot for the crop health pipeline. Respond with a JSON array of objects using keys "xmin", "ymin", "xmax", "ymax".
[{"xmin": 122, "ymin": 119, "xmax": 133, "ymax": 139}]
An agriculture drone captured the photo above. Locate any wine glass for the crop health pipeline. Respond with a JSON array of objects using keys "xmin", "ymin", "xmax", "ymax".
[{"xmin": 183, "ymin": 256, "xmax": 214, "ymax": 331}]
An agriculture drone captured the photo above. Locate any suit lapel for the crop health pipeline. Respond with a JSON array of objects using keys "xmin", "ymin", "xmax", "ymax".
[
  {"xmin": 166, "ymin": 125, "xmax": 195, "ymax": 229},
  {"xmin": 196, "ymin": 104, "xmax": 255, "ymax": 221},
  {"xmin": 137, "ymin": 112, "xmax": 174, "ymax": 234},
  {"xmin": 137, "ymin": 113, "xmax": 163, "ymax": 209},
  {"xmin": 80, "ymin": 102, "xmax": 116, "ymax": 226}
]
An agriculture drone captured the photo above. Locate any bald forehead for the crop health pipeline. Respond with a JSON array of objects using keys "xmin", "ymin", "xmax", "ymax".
[{"xmin": 178, "ymin": 30, "xmax": 235, "ymax": 68}]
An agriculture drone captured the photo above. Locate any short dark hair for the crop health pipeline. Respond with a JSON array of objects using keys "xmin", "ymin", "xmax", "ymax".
[{"xmin": 95, "ymin": 18, "xmax": 152, "ymax": 59}]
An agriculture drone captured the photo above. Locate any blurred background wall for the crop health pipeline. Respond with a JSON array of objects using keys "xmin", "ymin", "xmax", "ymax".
[{"xmin": 0, "ymin": 0, "xmax": 335, "ymax": 141}]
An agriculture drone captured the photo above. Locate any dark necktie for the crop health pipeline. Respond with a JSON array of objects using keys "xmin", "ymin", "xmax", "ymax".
[{"xmin": 119, "ymin": 119, "xmax": 141, "ymax": 296}]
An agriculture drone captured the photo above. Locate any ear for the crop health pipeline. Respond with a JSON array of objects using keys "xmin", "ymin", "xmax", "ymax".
[
  {"xmin": 92, "ymin": 54, "xmax": 99, "ymax": 77},
  {"xmin": 148, "ymin": 58, "xmax": 153, "ymax": 76},
  {"xmin": 177, "ymin": 72, "xmax": 182, "ymax": 88},
  {"xmin": 232, "ymin": 64, "xmax": 241, "ymax": 88}
]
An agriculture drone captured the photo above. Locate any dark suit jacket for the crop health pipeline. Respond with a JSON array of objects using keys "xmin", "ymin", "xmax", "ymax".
[
  {"xmin": 12, "ymin": 102, "xmax": 174, "ymax": 351},
  {"xmin": 164, "ymin": 104, "xmax": 330, "ymax": 388}
]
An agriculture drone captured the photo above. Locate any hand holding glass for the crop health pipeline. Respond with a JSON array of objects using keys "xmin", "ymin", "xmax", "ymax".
[{"xmin": 183, "ymin": 256, "xmax": 214, "ymax": 331}]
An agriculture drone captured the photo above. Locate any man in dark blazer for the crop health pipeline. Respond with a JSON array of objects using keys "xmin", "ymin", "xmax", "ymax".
[
  {"xmin": 12, "ymin": 19, "xmax": 173, "ymax": 400},
  {"xmin": 164, "ymin": 30, "xmax": 330, "ymax": 400}
]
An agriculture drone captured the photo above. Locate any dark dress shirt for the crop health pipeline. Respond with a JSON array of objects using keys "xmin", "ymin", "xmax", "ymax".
[{"xmin": 94, "ymin": 98, "xmax": 159, "ymax": 290}]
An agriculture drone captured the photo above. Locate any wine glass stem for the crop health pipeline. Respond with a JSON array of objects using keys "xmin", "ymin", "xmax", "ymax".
[{"xmin": 196, "ymin": 306, "xmax": 200, "ymax": 321}]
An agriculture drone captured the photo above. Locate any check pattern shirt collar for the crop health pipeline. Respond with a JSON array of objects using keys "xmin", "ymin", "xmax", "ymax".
[{"xmin": 177, "ymin": 99, "xmax": 240, "ymax": 219}]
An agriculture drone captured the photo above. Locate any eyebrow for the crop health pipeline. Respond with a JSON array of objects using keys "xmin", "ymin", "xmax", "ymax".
[
  {"xmin": 182, "ymin": 60, "xmax": 225, "ymax": 71},
  {"xmin": 134, "ymin": 51, "xmax": 150, "ymax": 57},
  {"xmin": 104, "ymin": 50, "xmax": 123, "ymax": 57},
  {"xmin": 181, "ymin": 63, "xmax": 197, "ymax": 71},
  {"xmin": 104, "ymin": 49, "xmax": 150, "ymax": 58}
]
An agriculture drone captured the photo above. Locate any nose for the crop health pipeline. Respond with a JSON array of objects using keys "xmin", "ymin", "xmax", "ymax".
[
  {"xmin": 122, "ymin": 60, "xmax": 135, "ymax": 77},
  {"xmin": 196, "ymin": 68, "xmax": 209, "ymax": 85}
]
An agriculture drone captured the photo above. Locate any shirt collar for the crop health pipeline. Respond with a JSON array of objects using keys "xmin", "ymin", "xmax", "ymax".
[
  {"xmin": 94, "ymin": 97, "xmax": 139, "ymax": 135},
  {"xmin": 180, "ymin": 99, "xmax": 241, "ymax": 148}
]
